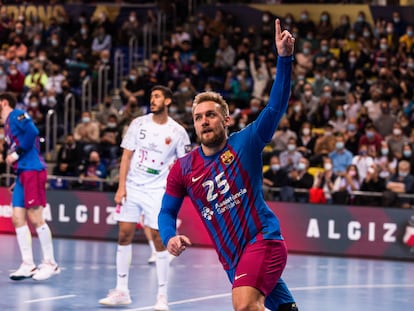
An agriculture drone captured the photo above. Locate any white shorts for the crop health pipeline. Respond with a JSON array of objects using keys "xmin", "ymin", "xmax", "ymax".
[{"xmin": 113, "ymin": 186, "xmax": 165, "ymax": 230}]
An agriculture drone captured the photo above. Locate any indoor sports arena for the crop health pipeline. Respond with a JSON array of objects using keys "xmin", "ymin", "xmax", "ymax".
[{"xmin": 1, "ymin": 1, "xmax": 414, "ymax": 310}]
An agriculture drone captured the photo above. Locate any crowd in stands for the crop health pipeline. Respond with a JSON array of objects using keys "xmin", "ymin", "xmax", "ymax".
[{"xmin": 0, "ymin": 4, "xmax": 414, "ymax": 208}]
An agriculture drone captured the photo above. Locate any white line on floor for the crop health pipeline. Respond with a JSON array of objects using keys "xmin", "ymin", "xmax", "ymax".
[
  {"xmin": 24, "ymin": 295, "xmax": 77, "ymax": 303},
  {"xmin": 127, "ymin": 283, "xmax": 414, "ymax": 310}
]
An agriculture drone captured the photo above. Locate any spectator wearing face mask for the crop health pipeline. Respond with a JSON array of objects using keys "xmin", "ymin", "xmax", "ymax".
[
  {"xmin": 300, "ymin": 83, "xmax": 318, "ymax": 120},
  {"xmin": 358, "ymin": 122, "xmax": 383, "ymax": 157},
  {"xmin": 331, "ymin": 164, "xmax": 360, "ymax": 204},
  {"xmin": 6, "ymin": 62, "xmax": 25, "ymax": 96},
  {"xmin": 373, "ymin": 100, "xmax": 396, "ymax": 138},
  {"xmin": 270, "ymin": 117, "xmax": 297, "ymax": 155},
  {"xmin": 328, "ymin": 104, "xmax": 347, "ymax": 134},
  {"xmin": 312, "ymin": 156, "xmax": 337, "ymax": 204},
  {"xmin": 99, "ymin": 114, "xmax": 121, "ymax": 164},
  {"xmin": 96, "ymin": 95, "xmax": 120, "ymax": 130},
  {"xmin": 385, "ymin": 160, "xmax": 414, "ymax": 208},
  {"xmin": 73, "ymin": 110, "xmax": 100, "ymax": 158},
  {"xmin": 0, "ymin": 64, "xmax": 7, "ymax": 92},
  {"xmin": 46, "ymin": 33, "xmax": 66, "ymax": 65},
  {"xmin": 343, "ymin": 116, "xmax": 358, "ymax": 148},
  {"xmin": 283, "ymin": 157, "xmax": 314, "ymax": 203},
  {"xmin": 352, "ymin": 144, "xmax": 374, "ymax": 183},
  {"xmin": 91, "ymin": 25, "xmax": 112, "ymax": 57},
  {"xmin": 314, "ymin": 123, "xmax": 337, "ymax": 159},
  {"xmin": 374, "ymin": 140, "xmax": 397, "ymax": 180},
  {"xmin": 121, "ymin": 67, "xmax": 147, "ymax": 105},
  {"xmin": 77, "ymin": 150, "xmax": 108, "ymax": 191},
  {"xmin": 359, "ymin": 164, "xmax": 386, "ymax": 206},
  {"xmin": 313, "ymin": 39, "xmax": 335, "ymax": 71},
  {"xmin": 400, "ymin": 143, "xmax": 414, "ymax": 175},
  {"xmin": 297, "ymin": 121, "xmax": 316, "ymax": 159},
  {"xmin": 263, "ymin": 154, "xmax": 289, "ymax": 201},
  {"xmin": 386, "ymin": 122, "xmax": 410, "ymax": 158},
  {"xmin": 23, "ymin": 61, "xmax": 48, "ymax": 91},
  {"xmin": 329, "ymin": 134, "xmax": 353, "ymax": 176},
  {"xmin": 279, "ymin": 137, "xmax": 302, "ymax": 172},
  {"xmin": 399, "ymin": 25, "xmax": 414, "ymax": 54}
]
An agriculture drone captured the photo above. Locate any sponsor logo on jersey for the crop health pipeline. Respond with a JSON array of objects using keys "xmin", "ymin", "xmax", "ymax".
[{"xmin": 165, "ymin": 137, "xmax": 171, "ymax": 145}]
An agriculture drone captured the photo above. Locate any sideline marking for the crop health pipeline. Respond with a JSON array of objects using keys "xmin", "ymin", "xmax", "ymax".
[
  {"xmin": 24, "ymin": 295, "xmax": 77, "ymax": 303},
  {"xmin": 128, "ymin": 283, "xmax": 414, "ymax": 310}
]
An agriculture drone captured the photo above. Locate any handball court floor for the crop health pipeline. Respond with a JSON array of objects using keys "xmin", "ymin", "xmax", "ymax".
[{"xmin": 0, "ymin": 233, "xmax": 413, "ymax": 311}]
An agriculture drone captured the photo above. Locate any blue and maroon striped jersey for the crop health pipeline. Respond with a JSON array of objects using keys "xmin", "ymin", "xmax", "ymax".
[
  {"xmin": 4, "ymin": 109, "xmax": 46, "ymax": 173},
  {"xmin": 159, "ymin": 56, "xmax": 292, "ymax": 271}
]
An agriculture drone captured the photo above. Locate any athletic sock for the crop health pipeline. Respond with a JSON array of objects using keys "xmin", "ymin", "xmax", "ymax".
[
  {"xmin": 148, "ymin": 240, "xmax": 156, "ymax": 254},
  {"xmin": 16, "ymin": 225, "xmax": 34, "ymax": 265},
  {"xmin": 116, "ymin": 244, "xmax": 131, "ymax": 292},
  {"xmin": 36, "ymin": 223, "xmax": 56, "ymax": 264},
  {"xmin": 156, "ymin": 250, "xmax": 169, "ymax": 296}
]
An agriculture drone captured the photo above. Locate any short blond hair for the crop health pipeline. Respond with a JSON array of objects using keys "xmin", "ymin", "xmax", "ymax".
[{"xmin": 192, "ymin": 91, "xmax": 229, "ymax": 117}]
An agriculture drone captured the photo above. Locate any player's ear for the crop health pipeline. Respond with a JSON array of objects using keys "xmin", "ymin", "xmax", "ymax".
[
  {"xmin": 223, "ymin": 115, "xmax": 231, "ymax": 127},
  {"xmin": 165, "ymin": 97, "xmax": 172, "ymax": 106}
]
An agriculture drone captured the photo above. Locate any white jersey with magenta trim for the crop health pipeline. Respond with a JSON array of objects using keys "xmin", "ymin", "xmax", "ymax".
[{"xmin": 121, "ymin": 113, "xmax": 191, "ymax": 190}]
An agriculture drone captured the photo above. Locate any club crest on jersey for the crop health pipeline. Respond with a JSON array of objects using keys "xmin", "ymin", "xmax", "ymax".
[
  {"xmin": 165, "ymin": 137, "xmax": 172, "ymax": 145},
  {"xmin": 220, "ymin": 150, "xmax": 234, "ymax": 165}
]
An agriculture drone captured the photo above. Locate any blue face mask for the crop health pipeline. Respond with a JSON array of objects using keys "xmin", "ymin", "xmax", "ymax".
[
  {"xmin": 366, "ymin": 132, "xmax": 374, "ymax": 139},
  {"xmin": 347, "ymin": 124, "xmax": 356, "ymax": 132},
  {"xmin": 297, "ymin": 162, "xmax": 306, "ymax": 171},
  {"xmin": 403, "ymin": 150, "xmax": 412, "ymax": 158},
  {"xmin": 336, "ymin": 142, "xmax": 344, "ymax": 150},
  {"xmin": 399, "ymin": 171, "xmax": 408, "ymax": 178}
]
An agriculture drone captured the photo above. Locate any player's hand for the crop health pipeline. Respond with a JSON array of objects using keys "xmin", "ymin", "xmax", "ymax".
[
  {"xmin": 114, "ymin": 189, "xmax": 126, "ymax": 205},
  {"xmin": 275, "ymin": 18, "xmax": 295, "ymax": 57},
  {"xmin": 167, "ymin": 235, "xmax": 192, "ymax": 256},
  {"xmin": 5, "ymin": 153, "xmax": 17, "ymax": 165}
]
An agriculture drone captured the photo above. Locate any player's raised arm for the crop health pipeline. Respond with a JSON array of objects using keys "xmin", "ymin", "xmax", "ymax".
[{"xmin": 275, "ymin": 18, "xmax": 295, "ymax": 57}]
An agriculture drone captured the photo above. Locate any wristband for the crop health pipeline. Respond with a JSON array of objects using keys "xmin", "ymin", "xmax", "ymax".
[{"xmin": 10, "ymin": 152, "xmax": 19, "ymax": 161}]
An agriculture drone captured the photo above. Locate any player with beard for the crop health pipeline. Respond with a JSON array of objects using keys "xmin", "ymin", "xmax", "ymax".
[
  {"xmin": 158, "ymin": 20, "xmax": 298, "ymax": 311},
  {"xmin": 99, "ymin": 85, "xmax": 191, "ymax": 310}
]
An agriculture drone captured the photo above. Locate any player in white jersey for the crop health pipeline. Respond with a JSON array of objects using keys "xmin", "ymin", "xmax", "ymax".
[{"xmin": 99, "ymin": 85, "xmax": 191, "ymax": 310}]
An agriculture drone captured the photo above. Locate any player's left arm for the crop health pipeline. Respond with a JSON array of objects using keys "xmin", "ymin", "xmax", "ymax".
[
  {"xmin": 7, "ymin": 113, "xmax": 39, "ymax": 163},
  {"xmin": 252, "ymin": 19, "xmax": 294, "ymax": 144},
  {"xmin": 158, "ymin": 193, "xmax": 184, "ymax": 246}
]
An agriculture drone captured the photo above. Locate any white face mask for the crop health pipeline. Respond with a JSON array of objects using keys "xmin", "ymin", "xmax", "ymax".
[
  {"xmin": 271, "ymin": 164, "xmax": 280, "ymax": 171},
  {"xmin": 302, "ymin": 128, "xmax": 310, "ymax": 136},
  {"xmin": 324, "ymin": 163, "xmax": 332, "ymax": 171}
]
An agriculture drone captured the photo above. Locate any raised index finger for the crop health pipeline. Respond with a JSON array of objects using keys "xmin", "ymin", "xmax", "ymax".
[{"xmin": 275, "ymin": 18, "xmax": 281, "ymax": 41}]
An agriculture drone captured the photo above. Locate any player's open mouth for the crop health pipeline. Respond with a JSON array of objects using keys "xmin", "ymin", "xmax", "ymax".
[{"xmin": 202, "ymin": 129, "xmax": 213, "ymax": 134}]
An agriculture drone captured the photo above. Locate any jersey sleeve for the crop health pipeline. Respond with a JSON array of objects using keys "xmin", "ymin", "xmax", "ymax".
[
  {"xmin": 120, "ymin": 118, "xmax": 139, "ymax": 151},
  {"xmin": 158, "ymin": 193, "xmax": 184, "ymax": 246},
  {"xmin": 251, "ymin": 56, "xmax": 293, "ymax": 144},
  {"xmin": 11, "ymin": 112, "xmax": 39, "ymax": 156},
  {"xmin": 165, "ymin": 159, "xmax": 187, "ymax": 198},
  {"xmin": 175, "ymin": 128, "xmax": 191, "ymax": 158}
]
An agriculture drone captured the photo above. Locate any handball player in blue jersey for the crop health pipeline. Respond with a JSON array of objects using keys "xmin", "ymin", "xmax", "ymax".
[
  {"xmin": 158, "ymin": 20, "xmax": 298, "ymax": 311},
  {"xmin": 0, "ymin": 92, "xmax": 60, "ymax": 281}
]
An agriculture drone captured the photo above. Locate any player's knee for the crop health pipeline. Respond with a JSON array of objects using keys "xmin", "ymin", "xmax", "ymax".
[
  {"xmin": 277, "ymin": 302, "xmax": 298, "ymax": 311},
  {"xmin": 233, "ymin": 301, "xmax": 257, "ymax": 311},
  {"xmin": 118, "ymin": 230, "xmax": 134, "ymax": 244}
]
